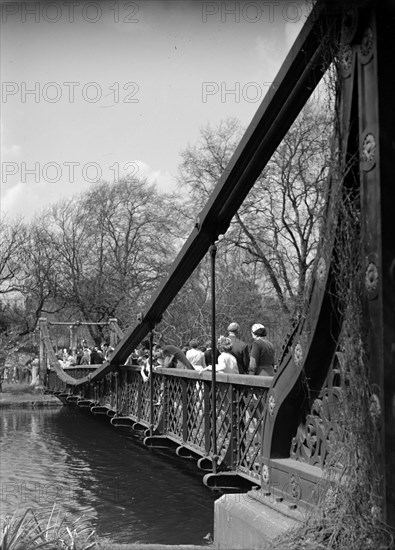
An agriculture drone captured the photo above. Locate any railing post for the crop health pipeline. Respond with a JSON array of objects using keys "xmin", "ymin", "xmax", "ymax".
[
  {"xmin": 149, "ymin": 330, "xmax": 154, "ymax": 437},
  {"xmin": 137, "ymin": 373, "xmax": 143, "ymax": 421},
  {"xmin": 229, "ymin": 383, "xmax": 238, "ymax": 469},
  {"xmin": 204, "ymin": 379, "xmax": 211, "ymax": 454},
  {"xmin": 162, "ymin": 375, "xmax": 169, "ymax": 435},
  {"xmin": 182, "ymin": 378, "xmax": 188, "ymax": 442},
  {"xmin": 210, "ymin": 243, "xmax": 218, "ymax": 473}
]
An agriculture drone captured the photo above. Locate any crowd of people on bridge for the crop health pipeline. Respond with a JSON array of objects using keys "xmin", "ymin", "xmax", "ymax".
[
  {"xmin": 56, "ymin": 341, "xmax": 114, "ymax": 368},
  {"xmin": 128, "ymin": 322, "xmax": 276, "ymax": 382},
  {"xmin": 54, "ymin": 322, "xmax": 275, "ymax": 383}
]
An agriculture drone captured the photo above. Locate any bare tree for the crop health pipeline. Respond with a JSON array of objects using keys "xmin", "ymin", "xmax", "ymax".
[
  {"xmin": 158, "ymin": 245, "xmax": 265, "ymax": 346},
  {"xmin": 16, "ymin": 178, "xmax": 181, "ymax": 340},
  {"xmin": 178, "ymin": 102, "xmax": 333, "ymax": 315},
  {"xmin": 0, "ymin": 217, "xmax": 26, "ymax": 294},
  {"xmin": 82, "ymin": 178, "xmax": 179, "ymax": 322},
  {"xmin": 16, "ymin": 220, "xmax": 64, "ymax": 333}
]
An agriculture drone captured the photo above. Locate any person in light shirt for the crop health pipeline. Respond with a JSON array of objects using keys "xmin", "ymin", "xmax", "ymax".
[
  {"xmin": 186, "ymin": 339, "xmax": 206, "ymax": 370},
  {"xmin": 202, "ymin": 336, "xmax": 238, "ymax": 374}
]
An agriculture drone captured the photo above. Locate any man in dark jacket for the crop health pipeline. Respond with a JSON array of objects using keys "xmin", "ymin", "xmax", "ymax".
[{"xmin": 227, "ymin": 322, "xmax": 250, "ymax": 374}]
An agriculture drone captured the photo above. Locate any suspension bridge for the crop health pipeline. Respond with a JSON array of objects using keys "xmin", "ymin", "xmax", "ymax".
[{"xmin": 38, "ymin": 0, "xmax": 394, "ymax": 546}]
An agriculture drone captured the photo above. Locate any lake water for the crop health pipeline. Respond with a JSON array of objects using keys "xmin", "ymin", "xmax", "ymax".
[{"xmin": 0, "ymin": 406, "xmax": 218, "ymax": 545}]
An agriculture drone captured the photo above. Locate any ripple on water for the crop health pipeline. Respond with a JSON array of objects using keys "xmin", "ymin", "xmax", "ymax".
[{"xmin": 0, "ymin": 407, "xmax": 217, "ymax": 544}]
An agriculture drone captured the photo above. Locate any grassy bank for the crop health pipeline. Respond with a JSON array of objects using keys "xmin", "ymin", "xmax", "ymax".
[
  {"xmin": 97, "ymin": 543, "xmax": 211, "ymax": 549},
  {"xmin": 0, "ymin": 389, "xmax": 212, "ymax": 549},
  {"xmin": 0, "ymin": 506, "xmax": 211, "ymax": 550},
  {"xmin": 0, "ymin": 383, "xmax": 62, "ymax": 407}
]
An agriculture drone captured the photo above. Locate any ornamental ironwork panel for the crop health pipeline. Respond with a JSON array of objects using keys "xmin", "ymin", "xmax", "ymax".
[
  {"xmin": 290, "ymin": 353, "xmax": 343, "ymax": 469},
  {"xmin": 185, "ymin": 379, "xmax": 206, "ymax": 450},
  {"xmin": 164, "ymin": 376, "xmax": 184, "ymax": 439},
  {"xmin": 213, "ymin": 383, "xmax": 232, "ymax": 464}
]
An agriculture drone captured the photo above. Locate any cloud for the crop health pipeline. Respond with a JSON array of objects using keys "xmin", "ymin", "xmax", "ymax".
[
  {"xmin": 133, "ymin": 160, "xmax": 178, "ymax": 194},
  {"xmin": 1, "ymin": 180, "xmax": 77, "ymax": 221},
  {"xmin": 0, "ymin": 159, "xmax": 181, "ymax": 221},
  {"xmin": 2, "ymin": 144, "xmax": 21, "ymax": 157},
  {"xmin": 1, "ymin": 121, "xmax": 21, "ymax": 158}
]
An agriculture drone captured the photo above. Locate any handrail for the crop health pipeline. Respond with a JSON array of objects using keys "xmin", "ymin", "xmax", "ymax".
[
  {"xmin": 153, "ymin": 367, "xmax": 273, "ymax": 388},
  {"xmin": 56, "ymin": 363, "xmax": 273, "ymax": 388}
]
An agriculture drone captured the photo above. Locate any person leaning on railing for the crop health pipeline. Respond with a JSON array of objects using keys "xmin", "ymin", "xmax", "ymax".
[
  {"xmin": 201, "ymin": 336, "xmax": 239, "ymax": 374},
  {"xmin": 162, "ymin": 344, "xmax": 194, "ymax": 370},
  {"xmin": 186, "ymin": 339, "xmax": 206, "ymax": 370},
  {"xmin": 139, "ymin": 343, "xmax": 164, "ymax": 382},
  {"xmin": 248, "ymin": 323, "xmax": 275, "ymax": 377}
]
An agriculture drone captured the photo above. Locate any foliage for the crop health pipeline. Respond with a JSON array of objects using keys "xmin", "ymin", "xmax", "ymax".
[
  {"xmin": 5, "ymin": 178, "xmax": 181, "ymax": 341},
  {"xmin": 158, "ymin": 255, "xmax": 265, "ymax": 346},
  {"xmin": 0, "ymin": 301, "xmax": 27, "ymax": 337},
  {"xmin": 0, "ymin": 505, "xmax": 95, "ymax": 550},
  {"xmin": 0, "ymin": 217, "xmax": 26, "ymax": 295},
  {"xmin": 178, "ymin": 99, "xmax": 334, "ymax": 315}
]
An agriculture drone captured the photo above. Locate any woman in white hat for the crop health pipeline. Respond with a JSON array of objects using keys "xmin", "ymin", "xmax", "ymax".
[{"xmin": 248, "ymin": 324, "xmax": 275, "ymax": 376}]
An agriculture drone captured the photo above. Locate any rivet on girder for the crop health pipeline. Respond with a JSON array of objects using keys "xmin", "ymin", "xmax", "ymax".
[
  {"xmin": 361, "ymin": 132, "xmax": 376, "ymax": 171},
  {"xmin": 294, "ymin": 342, "xmax": 303, "ymax": 366},
  {"xmin": 261, "ymin": 464, "xmax": 270, "ymax": 484},
  {"xmin": 268, "ymin": 394, "xmax": 276, "ymax": 417},
  {"xmin": 365, "ymin": 261, "xmax": 379, "ymax": 297},
  {"xmin": 360, "ymin": 27, "xmax": 374, "ymax": 64},
  {"xmin": 339, "ymin": 44, "xmax": 353, "ymax": 78}
]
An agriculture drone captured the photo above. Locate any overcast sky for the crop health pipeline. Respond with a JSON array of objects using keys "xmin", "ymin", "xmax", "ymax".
[{"xmin": 1, "ymin": 1, "xmax": 308, "ymax": 221}]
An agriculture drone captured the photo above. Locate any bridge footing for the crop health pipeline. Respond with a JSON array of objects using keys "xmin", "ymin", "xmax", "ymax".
[
  {"xmin": 197, "ymin": 456, "xmax": 213, "ymax": 471},
  {"xmin": 91, "ymin": 406, "xmax": 115, "ymax": 417},
  {"xmin": 204, "ymin": 472, "xmax": 259, "ymax": 492},
  {"xmin": 176, "ymin": 445, "xmax": 201, "ymax": 460},
  {"xmin": 132, "ymin": 422, "xmax": 147, "ymax": 432},
  {"xmin": 111, "ymin": 416, "xmax": 134, "ymax": 427},
  {"xmin": 66, "ymin": 395, "xmax": 79, "ymax": 403},
  {"xmin": 143, "ymin": 435, "xmax": 179, "ymax": 450},
  {"xmin": 77, "ymin": 399, "xmax": 95, "ymax": 408},
  {"xmin": 214, "ymin": 490, "xmax": 301, "ymax": 549}
]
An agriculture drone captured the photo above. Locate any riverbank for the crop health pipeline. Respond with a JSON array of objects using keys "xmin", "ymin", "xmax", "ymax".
[
  {"xmin": 0, "ymin": 383, "xmax": 63, "ymax": 407},
  {"xmin": 1, "ymin": 385, "xmax": 215, "ymax": 549}
]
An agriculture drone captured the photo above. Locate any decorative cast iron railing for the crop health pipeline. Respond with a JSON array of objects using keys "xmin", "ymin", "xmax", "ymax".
[{"xmin": 47, "ymin": 365, "xmax": 272, "ymax": 487}]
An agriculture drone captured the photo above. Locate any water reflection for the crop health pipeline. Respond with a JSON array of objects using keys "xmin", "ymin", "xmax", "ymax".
[{"xmin": 0, "ymin": 407, "xmax": 217, "ymax": 544}]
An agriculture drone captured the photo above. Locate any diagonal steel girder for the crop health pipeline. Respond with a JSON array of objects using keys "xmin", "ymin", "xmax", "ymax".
[{"xmin": 110, "ymin": 0, "xmax": 343, "ymax": 366}]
